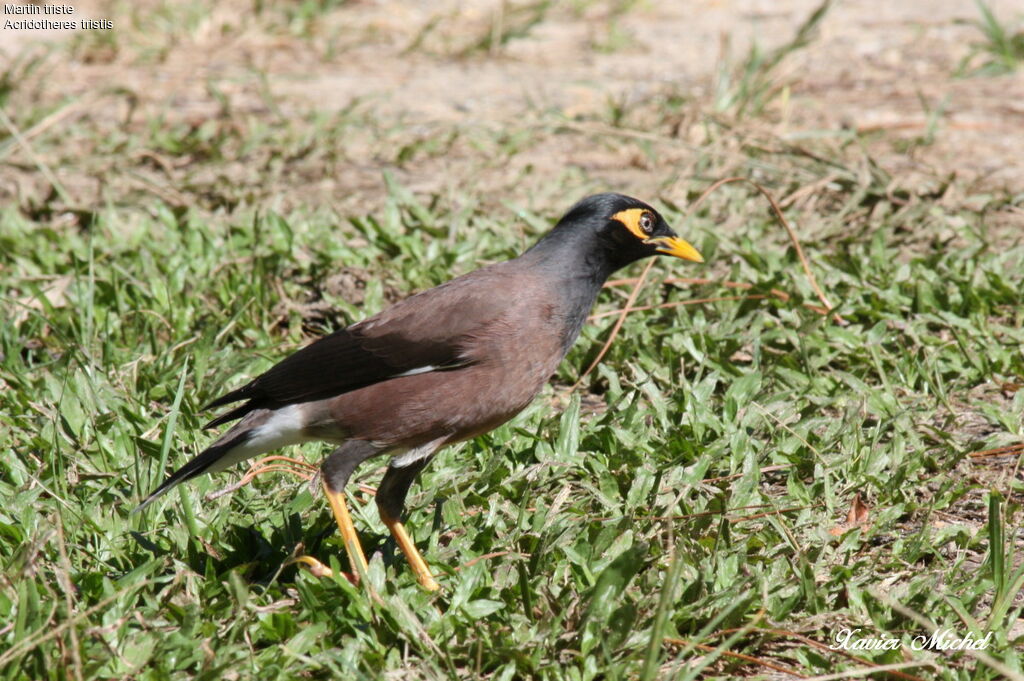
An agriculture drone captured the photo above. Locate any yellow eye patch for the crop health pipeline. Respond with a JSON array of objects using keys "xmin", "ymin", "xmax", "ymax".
[{"xmin": 611, "ymin": 208, "xmax": 653, "ymax": 240}]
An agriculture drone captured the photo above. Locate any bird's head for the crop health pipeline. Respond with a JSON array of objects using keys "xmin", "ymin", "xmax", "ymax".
[{"xmin": 535, "ymin": 193, "xmax": 703, "ymax": 274}]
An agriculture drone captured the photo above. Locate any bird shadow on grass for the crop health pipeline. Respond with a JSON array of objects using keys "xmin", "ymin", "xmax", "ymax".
[{"xmin": 129, "ymin": 510, "xmax": 408, "ymax": 585}]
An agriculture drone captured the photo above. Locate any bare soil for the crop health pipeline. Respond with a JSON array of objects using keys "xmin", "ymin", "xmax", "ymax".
[{"xmin": 3, "ymin": 0, "xmax": 1023, "ymax": 218}]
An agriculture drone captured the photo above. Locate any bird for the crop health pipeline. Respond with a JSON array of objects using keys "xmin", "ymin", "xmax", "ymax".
[{"xmin": 136, "ymin": 193, "xmax": 703, "ymax": 591}]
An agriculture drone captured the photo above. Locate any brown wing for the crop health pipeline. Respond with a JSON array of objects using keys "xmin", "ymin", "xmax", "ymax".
[{"xmin": 202, "ymin": 264, "xmax": 510, "ymax": 428}]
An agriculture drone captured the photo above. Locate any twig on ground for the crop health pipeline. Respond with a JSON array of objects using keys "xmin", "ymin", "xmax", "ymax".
[
  {"xmin": 663, "ymin": 636, "xmax": 808, "ymax": 678},
  {"xmin": 969, "ymin": 443, "xmax": 1024, "ymax": 458},
  {"xmin": 206, "ymin": 455, "xmax": 376, "ymax": 501}
]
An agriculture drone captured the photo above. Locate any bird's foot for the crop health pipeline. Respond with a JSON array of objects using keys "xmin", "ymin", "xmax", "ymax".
[
  {"xmin": 416, "ymin": 572, "xmax": 442, "ymax": 592},
  {"xmin": 288, "ymin": 553, "xmax": 387, "ymax": 607},
  {"xmin": 288, "ymin": 554, "xmax": 357, "ymax": 583},
  {"xmin": 381, "ymin": 513, "xmax": 441, "ymax": 591}
]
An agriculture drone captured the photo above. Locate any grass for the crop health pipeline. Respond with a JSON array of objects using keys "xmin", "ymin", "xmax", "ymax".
[
  {"xmin": 957, "ymin": 0, "xmax": 1024, "ymax": 77},
  {"xmin": 3, "ymin": 174, "xmax": 1022, "ymax": 679},
  {"xmin": 713, "ymin": 0, "xmax": 833, "ymax": 119},
  {"xmin": 2, "ymin": 1, "xmax": 1024, "ymax": 679}
]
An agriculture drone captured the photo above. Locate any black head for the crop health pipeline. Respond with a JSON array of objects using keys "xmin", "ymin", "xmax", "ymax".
[{"xmin": 528, "ymin": 193, "xmax": 703, "ymax": 276}]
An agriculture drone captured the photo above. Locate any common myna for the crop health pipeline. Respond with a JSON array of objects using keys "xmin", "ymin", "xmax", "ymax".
[{"xmin": 137, "ymin": 193, "xmax": 703, "ymax": 590}]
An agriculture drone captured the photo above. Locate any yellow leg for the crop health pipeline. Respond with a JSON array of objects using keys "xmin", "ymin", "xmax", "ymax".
[
  {"xmin": 292, "ymin": 482, "xmax": 368, "ymax": 583},
  {"xmin": 381, "ymin": 512, "xmax": 440, "ymax": 591},
  {"xmin": 324, "ymin": 482, "xmax": 369, "ymax": 576}
]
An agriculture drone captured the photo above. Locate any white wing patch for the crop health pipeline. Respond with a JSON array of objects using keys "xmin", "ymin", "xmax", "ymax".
[
  {"xmin": 392, "ymin": 360, "xmax": 469, "ymax": 379},
  {"xmin": 392, "ymin": 365, "xmax": 440, "ymax": 378}
]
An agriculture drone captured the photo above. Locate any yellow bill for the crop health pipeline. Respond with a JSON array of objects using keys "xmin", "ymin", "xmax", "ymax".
[{"xmin": 645, "ymin": 236, "xmax": 704, "ymax": 263}]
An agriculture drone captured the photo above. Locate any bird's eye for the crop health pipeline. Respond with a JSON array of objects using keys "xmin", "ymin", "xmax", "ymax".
[{"xmin": 639, "ymin": 212, "xmax": 654, "ymax": 235}]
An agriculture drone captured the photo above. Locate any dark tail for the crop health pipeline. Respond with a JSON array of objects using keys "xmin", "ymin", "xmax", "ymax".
[
  {"xmin": 201, "ymin": 381, "xmax": 266, "ymax": 429},
  {"xmin": 132, "ymin": 430, "xmax": 253, "ymax": 513}
]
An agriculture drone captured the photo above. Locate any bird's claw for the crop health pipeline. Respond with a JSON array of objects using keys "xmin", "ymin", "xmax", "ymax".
[{"xmin": 288, "ymin": 555, "xmax": 357, "ymax": 583}]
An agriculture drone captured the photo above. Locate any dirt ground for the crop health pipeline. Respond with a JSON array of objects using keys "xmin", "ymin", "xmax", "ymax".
[
  {"xmin": 2, "ymin": 0, "xmax": 1023, "ymax": 221},
  {"xmin": 2, "ymin": 0, "xmax": 1024, "ymax": 254}
]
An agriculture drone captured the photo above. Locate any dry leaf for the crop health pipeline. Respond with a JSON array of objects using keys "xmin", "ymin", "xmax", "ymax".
[
  {"xmin": 13, "ymin": 275, "xmax": 73, "ymax": 325},
  {"xmin": 729, "ymin": 350, "xmax": 754, "ymax": 363},
  {"xmin": 829, "ymin": 493, "xmax": 871, "ymax": 536}
]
